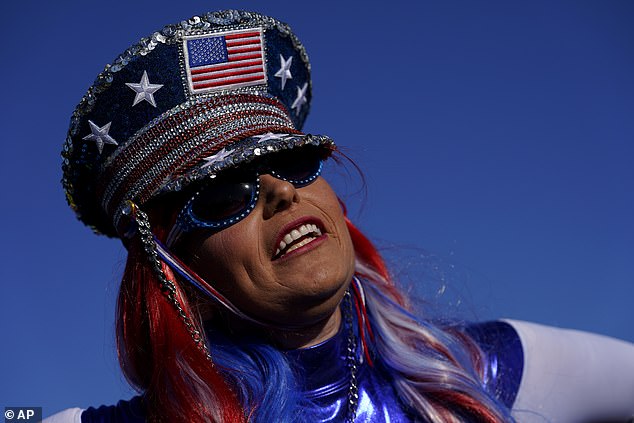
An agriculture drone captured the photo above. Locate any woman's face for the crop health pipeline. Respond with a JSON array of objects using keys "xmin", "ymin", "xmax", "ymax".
[{"xmin": 179, "ymin": 170, "xmax": 355, "ymax": 329}]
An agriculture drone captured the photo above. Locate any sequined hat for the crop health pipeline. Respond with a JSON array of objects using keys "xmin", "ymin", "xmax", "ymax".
[{"xmin": 62, "ymin": 10, "xmax": 335, "ymax": 238}]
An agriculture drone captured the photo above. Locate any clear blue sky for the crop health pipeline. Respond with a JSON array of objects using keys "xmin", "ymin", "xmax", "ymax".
[{"xmin": 1, "ymin": 0, "xmax": 632, "ymax": 417}]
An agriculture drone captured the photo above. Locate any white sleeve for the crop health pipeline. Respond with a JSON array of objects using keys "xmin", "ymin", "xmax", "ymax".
[
  {"xmin": 504, "ymin": 319, "xmax": 634, "ymax": 422},
  {"xmin": 42, "ymin": 408, "xmax": 84, "ymax": 423}
]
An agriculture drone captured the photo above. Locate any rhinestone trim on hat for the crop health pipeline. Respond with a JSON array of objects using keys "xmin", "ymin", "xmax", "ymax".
[{"xmin": 99, "ymin": 94, "xmax": 294, "ymax": 209}]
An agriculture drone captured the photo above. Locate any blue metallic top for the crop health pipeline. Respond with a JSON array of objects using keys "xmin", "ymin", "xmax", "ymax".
[
  {"xmin": 284, "ymin": 323, "xmax": 414, "ymax": 422},
  {"xmin": 81, "ymin": 321, "xmax": 523, "ymax": 423}
]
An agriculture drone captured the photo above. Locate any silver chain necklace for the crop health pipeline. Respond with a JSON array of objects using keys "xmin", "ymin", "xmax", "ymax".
[{"xmin": 343, "ymin": 291, "xmax": 360, "ymax": 422}]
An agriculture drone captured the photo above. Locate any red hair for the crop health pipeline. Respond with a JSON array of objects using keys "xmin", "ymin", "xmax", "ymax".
[
  {"xmin": 344, "ymin": 216, "xmax": 406, "ymax": 306},
  {"xmin": 116, "ymin": 221, "xmax": 245, "ymax": 422}
]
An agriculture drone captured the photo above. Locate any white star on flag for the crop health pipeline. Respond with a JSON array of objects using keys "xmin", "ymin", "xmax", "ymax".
[
  {"xmin": 253, "ymin": 132, "xmax": 293, "ymax": 143},
  {"xmin": 125, "ymin": 70, "xmax": 163, "ymax": 107},
  {"xmin": 201, "ymin": 148, "xmax": 233, "ymax": 168},
  {"xmin": 291, "ymin": 82, "xmax": 308, "ymax": 116},
  {"xmin": 274, "ymin": 55, "xmax": 293, "ymax": 90},
  {"xmin": 82, "ymin": 120, "xmax": 118, "ymax": 153}
]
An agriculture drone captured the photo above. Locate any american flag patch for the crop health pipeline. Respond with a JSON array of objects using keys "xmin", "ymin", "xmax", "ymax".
[{"xmin": 183, "ymin": 28, "xmax": 267, "ymax": 94}]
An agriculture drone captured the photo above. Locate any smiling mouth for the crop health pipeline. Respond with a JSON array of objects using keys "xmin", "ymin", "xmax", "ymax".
[{"xmin": 274, "ymin": 223, "xmax": 324, "ymax": 259}]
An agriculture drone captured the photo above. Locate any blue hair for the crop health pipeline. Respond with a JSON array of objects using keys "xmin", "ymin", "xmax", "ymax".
[{"xmin": 208, "ymin": 328, "xmax": 327, "ymax": 422}]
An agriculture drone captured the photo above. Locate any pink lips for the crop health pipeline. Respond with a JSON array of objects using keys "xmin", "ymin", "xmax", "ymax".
[{"xmin": 272, "ymin": 216, "xmax": 327, "ymax": 261}]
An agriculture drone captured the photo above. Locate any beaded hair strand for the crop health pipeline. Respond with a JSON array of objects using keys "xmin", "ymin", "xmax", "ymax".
[{"xmin": 116, "ymin": 205, "xmax": 245, "ymax": 423}]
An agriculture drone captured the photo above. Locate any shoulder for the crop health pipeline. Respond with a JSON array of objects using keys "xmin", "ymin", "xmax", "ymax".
[
  {"xmin": 44, "ymin": 396, "xmax": 146, "ymax": 423},
  {"xmin": 462, "ymin": 320, "xmax": 524, "ymax": 408},
  {"xmin": 463, "ymin": 319, "xmax": 634, "ymax": 421}
]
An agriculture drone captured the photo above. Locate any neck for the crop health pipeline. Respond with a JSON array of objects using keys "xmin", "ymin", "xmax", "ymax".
[
  {"xmin": 216, "ymin": 306, "xmax": 342, "ymax": 350},
  {"xmin": 267, "ymin": 307, "xmax": 342, "ymax": 349}
]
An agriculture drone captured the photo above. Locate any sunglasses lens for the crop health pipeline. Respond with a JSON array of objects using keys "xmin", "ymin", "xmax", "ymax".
[
  {"xmin": 190, "ymin": 178, "xmax": 256, "ymax": 224},
  {"xmin": 269, "ymin": 148, "xmax": 323, "ymax": 186}
]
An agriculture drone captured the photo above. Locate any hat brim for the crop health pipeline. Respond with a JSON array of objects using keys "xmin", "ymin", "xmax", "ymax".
[{"xmin": 159, "ymin": 133, "xmax": 336, "ymax": 195}]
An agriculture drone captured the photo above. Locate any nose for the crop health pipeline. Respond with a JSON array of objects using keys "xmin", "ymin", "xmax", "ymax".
[{"xmin": 260, "ymin": 174, "xmax": 299, "ymax": 219}]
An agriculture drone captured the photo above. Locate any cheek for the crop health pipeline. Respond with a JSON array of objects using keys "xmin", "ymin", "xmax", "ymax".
[
  {"xmin": 307, "ymin": 187, "xmax": 355, "ymax": 279},
  {"xmin": 186, "ymin": 226, "xmax": 265, "ymax": 294},
  {"xmin": 333, "ymin": 222, "xmax": 356, "ymax": 282}
]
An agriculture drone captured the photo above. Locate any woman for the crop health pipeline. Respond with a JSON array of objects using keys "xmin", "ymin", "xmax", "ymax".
[{"xmin": 48, "ymin": 10, "xmax": 634, "ymax": 423}]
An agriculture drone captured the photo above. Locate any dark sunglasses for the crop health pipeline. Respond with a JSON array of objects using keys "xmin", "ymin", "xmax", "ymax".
[{"xmin": 175, "ymin": 147, "xmax": 325, "ymax": 232}]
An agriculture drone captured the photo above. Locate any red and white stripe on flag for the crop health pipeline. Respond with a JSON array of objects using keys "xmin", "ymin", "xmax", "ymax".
[{"xmin": 183, "ymin": 27, "xmax": 267, "ymax": 94}]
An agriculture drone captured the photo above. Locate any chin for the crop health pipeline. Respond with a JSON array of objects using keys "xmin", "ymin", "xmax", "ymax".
[{"xmin": 285, "ymin": 276, "xmax": 351, "ymax": 319}]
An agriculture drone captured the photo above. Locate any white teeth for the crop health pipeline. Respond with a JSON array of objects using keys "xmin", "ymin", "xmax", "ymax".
[
  {"xmin": 285, "ymin": 236, "xmax": 315, "ymax": 254},
  {"xmin": 275, "ymin": 223, "xmax": 324, "ymax": 258}
]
